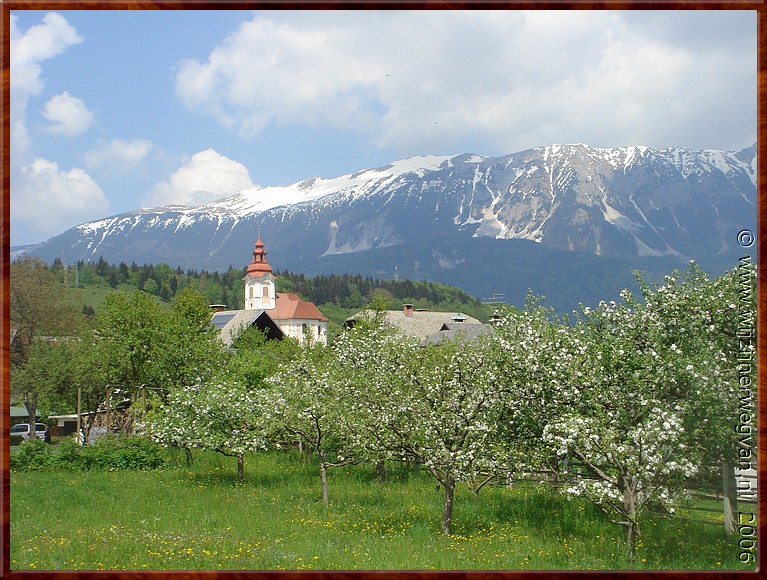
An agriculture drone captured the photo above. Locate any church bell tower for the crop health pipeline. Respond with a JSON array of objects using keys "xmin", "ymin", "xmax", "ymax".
[{"xmin": 243, "ymin": 233, "xmax": 275, "ymax": 310}]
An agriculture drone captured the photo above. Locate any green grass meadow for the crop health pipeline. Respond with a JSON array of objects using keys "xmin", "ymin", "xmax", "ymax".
[{"xmin": 11, "ymin": 448, "xmax": 753, "ymax": 571}]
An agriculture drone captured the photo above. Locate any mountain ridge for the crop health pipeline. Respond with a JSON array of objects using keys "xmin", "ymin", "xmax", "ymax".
[{"xmin": 23, "ymin": 142, "xmax": 756, "ymax": 308}]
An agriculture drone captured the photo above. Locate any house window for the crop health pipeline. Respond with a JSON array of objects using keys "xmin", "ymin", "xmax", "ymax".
[{"xmin": 262, "ymin": 286, "xmax": 271, "ymax": 306}]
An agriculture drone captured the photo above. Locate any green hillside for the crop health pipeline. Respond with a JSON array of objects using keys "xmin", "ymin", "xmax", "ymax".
[{"xmin": 44, "ymin": 258, "xmax": 493, "ymax": 325}]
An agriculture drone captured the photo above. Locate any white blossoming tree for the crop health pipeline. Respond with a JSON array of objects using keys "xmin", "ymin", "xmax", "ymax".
[
  {"xmin": 491, "ymin": 296, "xmax": 585, "ymax": 480},
  {"xmin": 332, "ymin": 315, "xmax": 511, "ymax": 536},
  {"xmin": 636, "ymin": 262, "xmax": 757, "ymax": 468},
  {"xmin": 540, "ymin": 262, "xmax": 754, "ymax": 558},
  {"xmin": 149, "ymin": 379, "xmax": 269, "ymax": 482},
  {"xmin": 266, "ymin": 343, "xmax": 357, "ymax": 507},
  {"xmin": 544, "ymin": 404, "xmax": 697, "ymax": 558}
]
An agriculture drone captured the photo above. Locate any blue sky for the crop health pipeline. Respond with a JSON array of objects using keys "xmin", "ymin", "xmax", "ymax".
[{"xmin": 9, "ymin": 9, "xmax": 757, "ymax": 246}]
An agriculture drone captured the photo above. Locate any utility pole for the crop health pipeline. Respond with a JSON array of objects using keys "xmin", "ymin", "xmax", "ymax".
[
  {"xmin": 106, "ymin": 387, "xmax": 112, "ymax": 437},
  {"xmin": 76, "ymin": 385, "xmax": 82, "ymax": 445}
]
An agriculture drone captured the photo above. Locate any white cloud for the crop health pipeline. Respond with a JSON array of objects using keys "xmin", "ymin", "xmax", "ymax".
[
  {"xmin": 146, "ymin": 149, "xmax": 256, "ymax": 208},
  {"xmin": 12, "ymin": 158, "xmax": 109, "ymax": 241},
  {"xmin": 174, "ymin": 15, "xmax": 387, "ymax": 137},
  {"xmin": 10, "ymin": 12, "xmax": 83, "ymax": 98},
  {"xmin": 84, "ymin": 138, "xmax": 153, "ymax": 173},
  {"xmin": 10, "ymin": 12, "xmax": 84, "ymax": 158},
  {"xmin": 9, "ymin": 13, "xmax": 105, "ymax": 244},
  {"xmin": 42, "ymin": 91, "xmax": 94, "ymax": 136},
  {"xmin": 175, "ymin": 10, "xmax": 755, "ymax": 154}
]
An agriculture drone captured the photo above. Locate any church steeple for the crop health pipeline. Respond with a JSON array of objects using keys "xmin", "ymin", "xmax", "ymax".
[
  {"xmin": 243, "ymin": 232, "xmax": 275, "ymax": 310},
  {"xmin": 246, "ymin": 232, "xmax": 273, "ymax": 276}
]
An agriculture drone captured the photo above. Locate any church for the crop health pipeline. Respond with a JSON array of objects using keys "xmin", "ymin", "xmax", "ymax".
[{"xmin": 210, "ymin": 234, "xmax": 329, "ymax": 346}]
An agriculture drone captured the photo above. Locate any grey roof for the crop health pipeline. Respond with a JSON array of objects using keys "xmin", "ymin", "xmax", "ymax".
[
  {"xmin": 347, "ymin": 310, "xmax": 482, "ymax": 340},
  {"xmin": 211, "ymin": 309, "xmax": 283, "ymax": 347},
  {"xmin": 11, "ymin": 406, "xmax": 30, "ymax": 418},
  {"xmin": 424, "ymin": 323, "xmax": 495, "ymax": 344}
]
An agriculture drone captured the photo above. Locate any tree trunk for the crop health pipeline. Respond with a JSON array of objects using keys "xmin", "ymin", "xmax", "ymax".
[
  {"xmin": 376, "ymin": 460, "xmax": 386, "ymax": 483},
  {"xmin": 622, "ymin": 484, "xmax": 639, "ymax": 560},
  {"xmin": 237, "ymin": 454, "xmax": 245, "ymax": 483},
  {"xmin": 722, "ymin": 460, "xmax": 738, "ymax": 534},
  {"xmin": 441, "ymin": 476, "xmax": 456, "ymax": 536},
  {"xmin": 25, "ymin": 402, "xmax": 37, "ymax": 441},
  {"xmin": 320, "ymin": 460, "xmax": 329, "ymax": 507},
  {"xmin": 468, "ymin": 477, "xmax": 479, "ymax": 499},
  {"xmin": 185, "ymin": 447, "xmax": 193, "ymax": 466},
  {"xmin": 624, "ymin": 520, "xmax": 639, "ymax": 561}
]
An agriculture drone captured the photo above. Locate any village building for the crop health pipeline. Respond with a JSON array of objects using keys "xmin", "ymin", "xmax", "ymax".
[
  {"xmin": 210, "ymin": 234, "xmax": 329, "ymax": 346},
  {"xmin": 345, "ymin": 304, "xmax": 491, "ymax": 343}
]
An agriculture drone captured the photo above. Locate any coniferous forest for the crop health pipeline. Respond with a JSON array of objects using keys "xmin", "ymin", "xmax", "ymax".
[{"xmin": 45, "ymin": 257, "xmax": 493, "ymax": 325}]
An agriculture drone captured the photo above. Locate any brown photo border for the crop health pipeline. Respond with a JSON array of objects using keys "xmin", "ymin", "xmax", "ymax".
[{"xmin": 0, "ymin": 1, "xmax": 764, "ymax": 578}]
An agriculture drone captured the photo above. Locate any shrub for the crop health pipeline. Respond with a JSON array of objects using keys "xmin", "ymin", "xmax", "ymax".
[
  {"xmin": 80, "ymin": 436, "xmax": 166, "ymax": 471},
  {"xmin": 10, "ymin": 436, "xmax": 166, "ymax": 472},
  {"xmin": 52, "ymin": 440, "xmax": 84, "ymax": 469},
  {"xmin": 10, "ymin": 439, "xmax": 52, "ymax": 471},
  {"xmin": 10, "ymin": 434, "xmax": 25, "ymax": 447}
]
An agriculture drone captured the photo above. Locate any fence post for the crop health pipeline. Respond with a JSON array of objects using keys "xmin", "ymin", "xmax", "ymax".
[
  {"xmin": 106, "ymin": 386, "xmax": 112, "ymax": 437},
  {"xmin": 722, "ymin": 460, "xmax": 738, "ymax": 534},
  {"xmin": 76, "ymin": 385, "xmax": 82, "ymax": 445}
]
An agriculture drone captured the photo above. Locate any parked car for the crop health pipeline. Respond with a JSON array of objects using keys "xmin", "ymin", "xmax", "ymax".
[{"xmin": 10, "ymin": 422, "xmax": 49, "ymax": 442}]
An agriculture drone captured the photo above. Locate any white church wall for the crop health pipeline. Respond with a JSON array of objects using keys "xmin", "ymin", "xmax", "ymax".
[{"xmin": 277, "ymin": 318, "xmax": 328, "ymax": 346}]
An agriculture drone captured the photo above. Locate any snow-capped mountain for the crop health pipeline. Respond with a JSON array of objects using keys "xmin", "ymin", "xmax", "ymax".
[{"xmin": 27, "ymin": 143, "xmax": 756, "ymax": 280}]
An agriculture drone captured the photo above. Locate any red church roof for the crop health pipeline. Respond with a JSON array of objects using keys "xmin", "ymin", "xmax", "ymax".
[{"xmin": 272, "ymin": 293, "xmax": 329, "ymax": 322}]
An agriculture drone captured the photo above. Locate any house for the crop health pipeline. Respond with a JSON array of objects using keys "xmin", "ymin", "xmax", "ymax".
[
  {"xmin": 10, "ymin": 405, "xmax": 38, "ymax": 426},
  {"xmin": 424, "ymin": 321, "xmax": 495, "ymax": 344},
  {"xmin": 210, "ymin": 308, "xmax": 284, "ymax": 348},
  {"xmin": 49, "ymin": 393, "xmax": 135, "ymax": 442},
  {"xmin": 210, "ymin": 234, "xmax": 329, "ymax": 346},
  {"xmin": 48, "ymin": 410, "xmax": 119, "ymax": 442},
  {"xmin": 345, "ymin": 304, "xmax": 490, "ymax": 342}
]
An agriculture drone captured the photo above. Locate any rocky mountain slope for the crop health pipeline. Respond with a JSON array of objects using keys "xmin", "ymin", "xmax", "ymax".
[{"xmin": 25, "ymin": 142, "xmax": 756, "ymax": 308}]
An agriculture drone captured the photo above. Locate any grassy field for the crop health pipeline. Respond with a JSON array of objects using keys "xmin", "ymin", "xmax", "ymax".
[{"xmin": 10, "ymin": 448, "xmax": 753, "ymax": 571}]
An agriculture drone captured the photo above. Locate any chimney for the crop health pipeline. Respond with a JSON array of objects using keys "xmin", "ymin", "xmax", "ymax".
[
  {"xmin": 209, "ymin": 304, "xmax": 226, "ymax": 313},
  {"xmin": 403, "ymin": 304, "xmax": 414, "ymax": 317}
]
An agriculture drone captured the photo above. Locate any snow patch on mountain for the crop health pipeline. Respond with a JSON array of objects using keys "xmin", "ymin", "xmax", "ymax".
[
  {"xmin": 30, "ymin": 142, "xmax": 756, "ymax": 275},
  {"xmin": 196, "ymin": 154, "xmax": 462, "ymax": 217}
]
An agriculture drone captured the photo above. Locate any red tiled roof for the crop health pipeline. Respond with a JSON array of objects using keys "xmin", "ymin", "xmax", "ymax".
[{"xmin": 271, "ymin": 293, "xmax": 329, "ymax": 322}]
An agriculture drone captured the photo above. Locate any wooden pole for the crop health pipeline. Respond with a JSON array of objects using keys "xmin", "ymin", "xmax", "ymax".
[
  {"xmin": 106, "ymin": 387, "xmax": 112, "ymax": 437},
  {"xmin": 76, "ymin": 385, "xmax": 82, "ymax": 445}
]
